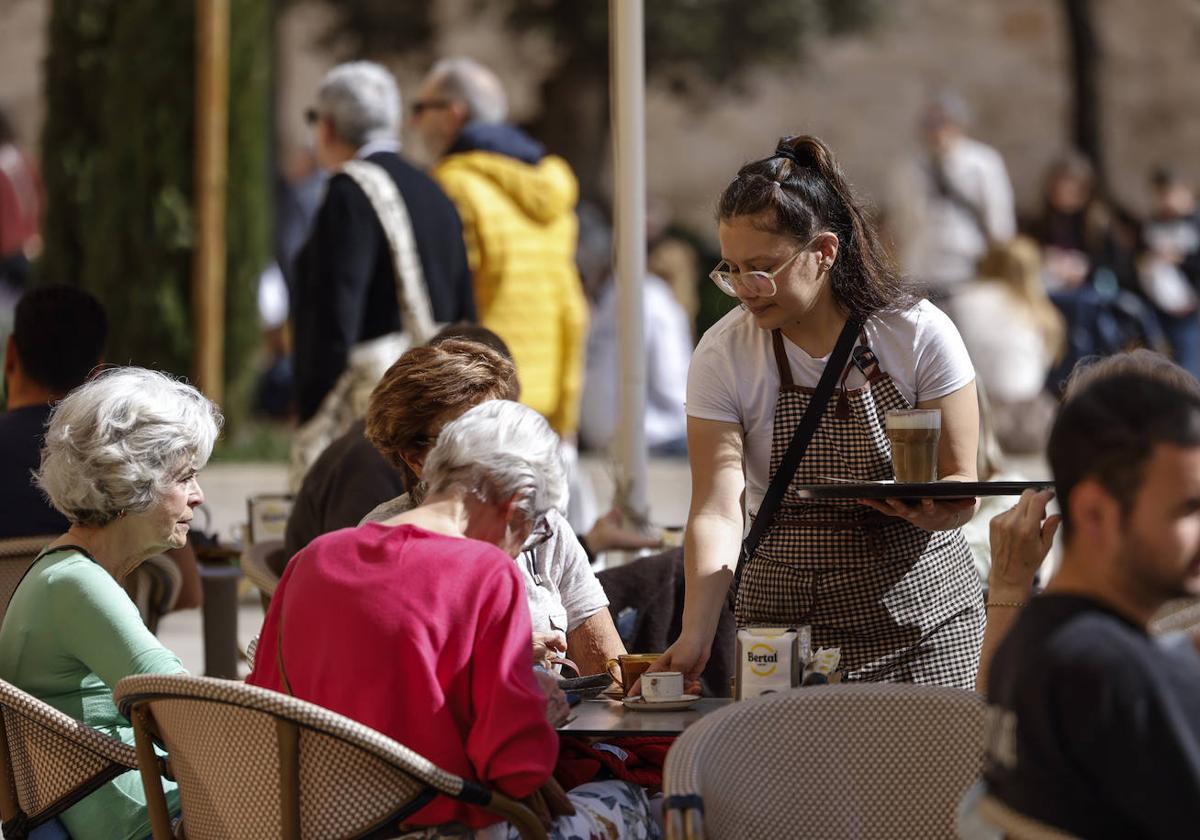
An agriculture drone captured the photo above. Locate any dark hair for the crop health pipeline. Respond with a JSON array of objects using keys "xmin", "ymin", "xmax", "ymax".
[
  {"xmin": 1049, "ymin": 371, "xmax": 1200, "ymax": 538},
  {"xmin": 13, "ymin": 285, "xmax": 108, "ymax": 394},
  {"xmin": 717, "ymin": 135, "xmax": 912, "ymax": 318}
]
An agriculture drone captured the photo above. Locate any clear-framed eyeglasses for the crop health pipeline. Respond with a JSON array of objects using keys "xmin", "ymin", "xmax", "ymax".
[{"xmin": 708, "ymin": 234, "xmax": 828, "ymax": 299}]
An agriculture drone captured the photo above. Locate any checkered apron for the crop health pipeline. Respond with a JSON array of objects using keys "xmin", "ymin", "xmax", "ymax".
[{"xmin": 735, "ymin": 329, "xmax": 984, "ymax": 688}]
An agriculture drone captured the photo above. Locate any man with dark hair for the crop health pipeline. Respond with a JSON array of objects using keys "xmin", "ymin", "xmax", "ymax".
[
  {"xmin": 979, "ymin": 372, "xmax": 1200, "ymax": 837},
  {"xmin": 0, "ymin": 285, "xmax": 107, "ymax": 537}
]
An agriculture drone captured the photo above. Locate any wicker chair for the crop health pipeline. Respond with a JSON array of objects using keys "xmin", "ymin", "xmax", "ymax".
[
  {"xmin": 0, "ymin": 677, "xmax": 152, "ymax": 839},
  {"xmin": 0, "ymin": 536, "xmax": 55, "ymax": 626},
  {"xmin": 115, "ymin": 674, "xmax": 546, "ymax": 840},
  {"xmin": 663, "ymin": 683, "xmax": 986, "ymax": 840}
]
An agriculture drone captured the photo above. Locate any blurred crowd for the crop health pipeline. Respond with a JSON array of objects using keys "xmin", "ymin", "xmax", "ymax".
[{"xmin": 4, "ymin": 67, "xmax": 1200, "ymax": 474}]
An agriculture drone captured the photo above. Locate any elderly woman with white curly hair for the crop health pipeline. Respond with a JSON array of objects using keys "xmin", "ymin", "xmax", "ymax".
[
  {"xmin": 249, "ymin": 400, "xmax": 658, "ymax": 840},
  {"xmin": 0, "ymin": 367, "xmax": 222, "ymax": 840}
]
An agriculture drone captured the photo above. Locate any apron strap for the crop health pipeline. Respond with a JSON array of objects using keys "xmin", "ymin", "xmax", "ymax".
[
  {"xmin": 770, "ymin": 329, "xmax": 793, "ymax": 387},
  {"xmin": 735, "ymin": 317, "xmax": 864, "ymax": 598}
]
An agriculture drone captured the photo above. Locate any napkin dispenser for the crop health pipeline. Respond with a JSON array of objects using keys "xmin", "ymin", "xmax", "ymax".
[{"xmin": 735, "ymin": 626, "xmax": 810, "ymax": 700}]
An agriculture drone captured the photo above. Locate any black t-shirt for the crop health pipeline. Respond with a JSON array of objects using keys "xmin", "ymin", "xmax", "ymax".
[
  {"xmin": 984, "ymin": 594, "xmax": 1200, "ymax": 838},
  {"xmin": 283, "ymin": 420, "xmax": 406, "ymax": 565},
  {"xmin": 0, "ymin": 405, "xmax": 68, "ymax": 539}
]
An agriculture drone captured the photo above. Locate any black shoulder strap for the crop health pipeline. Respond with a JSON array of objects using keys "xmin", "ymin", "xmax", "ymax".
[{"xmin": 731, "ymin": 316, "xmax": 862, "ymax": 596}]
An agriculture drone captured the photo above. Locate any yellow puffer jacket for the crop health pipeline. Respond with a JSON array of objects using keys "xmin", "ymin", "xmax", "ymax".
[{"xmin": 434, "ymin": 150, "xmax": 587, "ymax": 436}]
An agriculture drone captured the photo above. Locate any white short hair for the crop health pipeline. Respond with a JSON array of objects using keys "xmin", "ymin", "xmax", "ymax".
[
  {"xmin": 428, "ymin": 57, "xmax": 507, "ymax": 125},
  {"xmin": 423, "ymin": 400, "xmax": 566, "ymax": 520},
  {"xmin": 316, "ymin": 61, "xmax": 400, "ymax": 148},
  {"xmin": 36, "ymin": 368, "xmax": 224, "ymax": 526}
]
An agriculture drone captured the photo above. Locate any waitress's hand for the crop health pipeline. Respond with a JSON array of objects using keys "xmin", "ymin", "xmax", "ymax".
[
  {"xmin": 632, "ymin": 634, "xmax": 709, "ymax": 697},
  {"xmin": 858, "ymin": 496, "xmax": 977, "ymax": 532}
]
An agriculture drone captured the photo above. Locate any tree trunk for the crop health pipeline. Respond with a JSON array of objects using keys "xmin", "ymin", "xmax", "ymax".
[{"xmin": 1062, "ymin": 0, "xmax": 1105, "ymax": 193}]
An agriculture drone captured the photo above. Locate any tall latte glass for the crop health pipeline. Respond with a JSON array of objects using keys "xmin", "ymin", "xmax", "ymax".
[{"xmin": 885, "ymin": 409, "xmax": 941, "ymax": 482}]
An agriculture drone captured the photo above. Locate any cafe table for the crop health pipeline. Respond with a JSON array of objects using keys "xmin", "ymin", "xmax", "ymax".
[{"xmin": 558, "ymin": 697, "xmax": 733, "ymax": 737}]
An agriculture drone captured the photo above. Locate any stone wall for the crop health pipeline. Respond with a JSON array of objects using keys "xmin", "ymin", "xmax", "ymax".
[{"xmin": 4, "ymin": 0, "xmax": 1199, "ymax": 242}]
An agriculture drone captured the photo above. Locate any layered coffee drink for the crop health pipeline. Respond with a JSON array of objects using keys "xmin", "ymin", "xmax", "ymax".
[{"xmin": 886, "ymin": 409, "xmax": 941, "ymax": 483}]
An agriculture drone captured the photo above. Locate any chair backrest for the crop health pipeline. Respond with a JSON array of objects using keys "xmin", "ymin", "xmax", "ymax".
[
  {"xmin": 0, "ymin": 536, "xmax": 55, "ymax": 627},
  {"xmin": 115, "ymin": 674, "xmax": 544, "ymax": 840},
  {"xmin": 663, "ymin": 683, "xmax": 986, "ymax": 840},
  {"xmin": 240, "ymin": 539, "xmax": 285, "ymax": 601},
  {"xmin": 0, "ymin": 678, "xmax": 140, "ymax": 838}
]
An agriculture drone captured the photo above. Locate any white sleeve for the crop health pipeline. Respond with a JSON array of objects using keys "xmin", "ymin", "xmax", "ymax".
[
  {"xmin": 981, "ymin": 149, "xmax": 1016, "ymax": 243},
  {"xmin": 913, "ymin": 303, "xmax": 976, "ymax": 402},
  {"xmin": 546, "ymin": 510, "xmax": 608, "ymax": 631},
  {"xmin": 644, "ymin": 285, "xmax": 692, "ymax": 415},
  {"xmin": 685, "ymin": 334, "xmax": 741, "ymax": 424}
]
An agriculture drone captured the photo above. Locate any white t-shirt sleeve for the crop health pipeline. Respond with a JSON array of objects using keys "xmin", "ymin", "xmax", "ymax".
[
  {"xmin": 685, "ymin": 327, "xmax": 742, "ymax": 425},
  {"xmin": 912, "ymin": 301, "xmax": 977, "ymax": 402}
]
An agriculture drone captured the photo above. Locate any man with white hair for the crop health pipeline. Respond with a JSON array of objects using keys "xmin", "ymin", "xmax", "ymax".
[
  {"xmin": 293, "ymin": 61, "xmax": 475, "ymax": 423},
  {"xmin": 411, "ymin": 57, "xmax": 587, "ymax": 441},
  {"xmin": 888, "ymin": 90, "xmax": 1016, "ymax": 304}
]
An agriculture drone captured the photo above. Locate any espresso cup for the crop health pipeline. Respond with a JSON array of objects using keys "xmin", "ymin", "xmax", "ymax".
[
  {"xmin": 642, "ymin": 671, "xmax": 685, "ymax": 703},
  {"xmin": 885, "ymin": 409, "xmax": 941, "ymax": 483},
  {"xmin": 605, "ymin": 653, "xmax": 662, "ymax": 694}
]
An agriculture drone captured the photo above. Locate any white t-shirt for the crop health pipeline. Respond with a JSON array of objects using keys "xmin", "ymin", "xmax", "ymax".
[{"xmin": 686, "ymin": 300, "xmax": 975, "ymax": 512}]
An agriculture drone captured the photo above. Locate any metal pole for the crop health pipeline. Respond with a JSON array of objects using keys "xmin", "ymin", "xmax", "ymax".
[
  {"xmin": 610, "ymin": 0, "xmax": 649, "ymax": 521},
  {"xmin": 193, "ymin": 0, "xmax": 229, "ymax": 403}
]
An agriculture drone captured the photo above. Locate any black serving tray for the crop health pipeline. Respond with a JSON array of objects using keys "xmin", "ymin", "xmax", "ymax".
[{"xmin": 792, "ymin": 480, "xmax": 1054, "ymax": 500}]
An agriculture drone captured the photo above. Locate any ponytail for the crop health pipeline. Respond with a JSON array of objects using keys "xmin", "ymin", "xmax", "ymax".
[{"xmin": 718, "ymin": 135, "xmax": 913, "ymax": 317}]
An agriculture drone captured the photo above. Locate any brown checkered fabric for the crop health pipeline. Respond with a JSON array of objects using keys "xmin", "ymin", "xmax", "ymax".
[
  {"xmin": 663, "ymin": 684, "xmax": 986, "ymax": 840},
  {"xmin": 0, "ymin": 677, "xmax": 140, "ymax": 836},
  {"xmin": 736, "ymin": 330, "xmax": 983, "ymax": 687},
  {"xmin": 115, "ymin": 674, "xmax": 468, "ymax": 840},
  {"xmin": 0, "ymin": 536, "xmax": 54, "ymax": 627}
]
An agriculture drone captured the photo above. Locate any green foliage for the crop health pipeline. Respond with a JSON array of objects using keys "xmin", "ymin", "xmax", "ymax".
[{"xmin": 39, "ymin": 0, "xmax": 271, "ymax": 427}]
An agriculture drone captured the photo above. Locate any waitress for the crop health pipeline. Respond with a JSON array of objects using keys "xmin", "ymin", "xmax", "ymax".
[{"xmin": 658, "ymin": 135, "xmax": 983, "ymax": 688}]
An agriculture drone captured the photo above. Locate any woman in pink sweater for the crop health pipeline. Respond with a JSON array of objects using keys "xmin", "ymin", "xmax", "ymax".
[{"xmin": 249, "ymin": 400, "xmax": 657, "ymax": 838}]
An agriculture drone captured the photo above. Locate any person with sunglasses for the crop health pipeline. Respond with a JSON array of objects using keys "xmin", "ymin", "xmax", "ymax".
[{"xmin": 649, "ymin": 135, "xmax": 984, "ymax": 690}]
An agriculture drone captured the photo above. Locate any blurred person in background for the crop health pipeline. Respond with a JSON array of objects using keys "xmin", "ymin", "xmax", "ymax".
[
  {"xmin": 0, "ymin": 287, "xmax": 202, "ymax": 616},
  {"xmin": 576, "ymin": 206, "xmax": 691, "ymax": 457},
  {"xmin": 0, "ymin": 105, "xmax": 42, "ymax": 296},
  {"xmin": 1027, "ymin": 151, "xmax": 1137, "ymax": 294},
  {"xmin": 292, "ymin": 61, "xmax": 475, "ymax": 426},
  {"xmin": 947, "ymin": 237, "xmax": 1064, "ymax": 453},
  {"xmin": 1139, "ymin": 165, "xmax": 1200, "ymax": 379},
  {"xmin": 888, "ymin": 91, "xmax": 1015, "ymax": 305},
  {"xmin": 411, "ymin": 57, "xmax": 587, "ymax": 446},
  {"xmin": 1028, "ymin": 154, "xmax": 1166, "ymax": 393}
]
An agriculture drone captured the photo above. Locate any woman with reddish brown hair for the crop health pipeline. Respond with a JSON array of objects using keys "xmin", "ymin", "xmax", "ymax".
[
  {"xmin": 651, "ymin": 135, "xmax": 984, "ymax": 688},
  {"xmin": 361, "ymin": 338, "xmax": 626, "ymax": 677}
]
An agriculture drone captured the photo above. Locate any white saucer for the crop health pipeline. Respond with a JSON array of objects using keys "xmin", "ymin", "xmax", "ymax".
[{"xmin": 622, "ymin": 694, "xmax": 701, "ymax": 712}]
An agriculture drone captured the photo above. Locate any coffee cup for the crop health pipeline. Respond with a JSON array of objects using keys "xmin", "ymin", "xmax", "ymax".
[
  {"xmin": 885, "ymin": 409, "xmax": 941, "ymax": 483},
  {"xmin": 605, "ymin": 653, "xmax": 662, "ymax": 694},
  {"xmin": 642, "ymin": 671, "xmax": 685, "ymax": 703}
]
